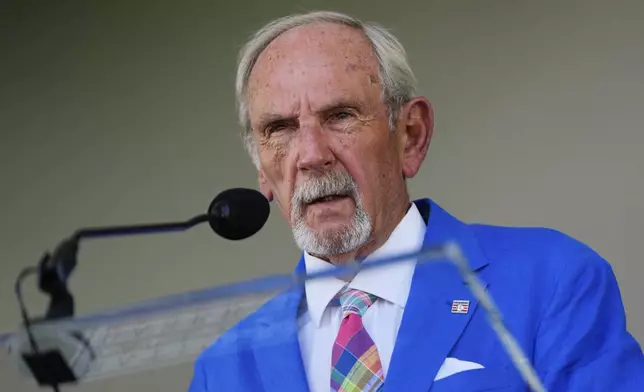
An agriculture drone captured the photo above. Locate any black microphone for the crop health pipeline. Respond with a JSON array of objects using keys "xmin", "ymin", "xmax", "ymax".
[
  {"xmin": 71, "ymin": 187, "xmax": 270, "ymax": 241},
  {"xmin": 208, "ymin": 187, "xmax": 271, "ymax": 240}
]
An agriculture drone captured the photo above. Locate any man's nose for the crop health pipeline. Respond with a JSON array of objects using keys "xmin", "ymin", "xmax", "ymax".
[{"xmin": 296, "ymin": 122, "xmax": 335, "ymax": 173}]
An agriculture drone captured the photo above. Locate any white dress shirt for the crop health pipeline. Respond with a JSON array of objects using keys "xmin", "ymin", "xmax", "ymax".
[{"xmin": 297, "ymin": 203, "xmax": 427, "ymax": 392}]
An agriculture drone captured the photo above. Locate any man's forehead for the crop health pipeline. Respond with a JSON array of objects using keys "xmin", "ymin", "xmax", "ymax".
[{"xmin": 247, "ymin": 23, "xmax": 380, "ymax": 119}]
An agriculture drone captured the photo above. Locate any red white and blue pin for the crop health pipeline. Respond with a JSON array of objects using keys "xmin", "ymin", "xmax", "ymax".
[{"xmin": 451, "ymin": 300, "xmax": 470, "ymax": 314}]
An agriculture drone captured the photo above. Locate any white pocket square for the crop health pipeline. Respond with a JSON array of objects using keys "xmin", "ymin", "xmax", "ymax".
[{"xmin": 434, "ymin": 357, "xmax": 485, "ymax": 381}]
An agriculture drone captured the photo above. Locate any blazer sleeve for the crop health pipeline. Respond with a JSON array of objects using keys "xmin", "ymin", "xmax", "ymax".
[{"xmin": 534, "ymin": 241, "xmax": 644, "ymax": 391}]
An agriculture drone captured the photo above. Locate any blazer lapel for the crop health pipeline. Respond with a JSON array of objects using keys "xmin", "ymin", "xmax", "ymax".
[
  {"xmin": 384, "ymin": 199, "xmax": 490, "ymax": 392},
  {"xmin": 251, "ymin": 261, "xmax": 309, "ymax": 392}
]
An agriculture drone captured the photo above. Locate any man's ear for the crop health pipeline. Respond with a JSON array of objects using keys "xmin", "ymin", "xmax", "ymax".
[
  {"xmin": 258, "ymin": 170, "xmax": 274, "ymax": 201},
  {"xmin": 400, "ymin": 97, "xmax": 434, "ymax": 179}
]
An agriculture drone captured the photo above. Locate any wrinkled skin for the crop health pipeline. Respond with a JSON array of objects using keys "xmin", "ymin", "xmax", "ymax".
[{"xmin": 247, "ymin": 22, "xmax": 434, "ymax": 264}]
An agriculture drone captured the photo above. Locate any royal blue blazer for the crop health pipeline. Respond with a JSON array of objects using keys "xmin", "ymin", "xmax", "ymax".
[{"xmin": 188, "ymin": 198, "xmax": 644, "ymax": 391}]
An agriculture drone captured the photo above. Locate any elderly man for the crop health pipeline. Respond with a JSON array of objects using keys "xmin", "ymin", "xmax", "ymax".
[{"xmin": 189, "ymin": 11, "xmax": 644, "ymax": 392}]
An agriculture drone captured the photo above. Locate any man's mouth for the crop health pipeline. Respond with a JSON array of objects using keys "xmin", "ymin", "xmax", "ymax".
[{"xmin": 307, "ymin": 194, "xmax": 350, "ymax": 205}]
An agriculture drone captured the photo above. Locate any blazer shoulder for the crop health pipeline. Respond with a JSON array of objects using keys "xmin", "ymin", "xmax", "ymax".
[
  {"xmin": 471, "ymin": 223, "xmax": 593, "ymax": 253},
  {"xmin": 468, "ymin": 224, "xmax": 612, "ymax": 283}
]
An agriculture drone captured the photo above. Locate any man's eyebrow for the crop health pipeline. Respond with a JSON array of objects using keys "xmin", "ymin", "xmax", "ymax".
[
  {"xmin": 256, "ymin": 113, "xmax": 298, "ymax": 130},
  {"xmin": 317, "ymin": 98, "xmax": 365, "ymax": 113},
  {"xmin": 255, "ymin": 99, "xmax": 366, "ymax": 129}
]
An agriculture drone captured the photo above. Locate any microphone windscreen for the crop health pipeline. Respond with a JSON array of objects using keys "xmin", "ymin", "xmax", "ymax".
[{"xmin": 207, "ymin": 188, "xmax": 270, "ymax": 240}]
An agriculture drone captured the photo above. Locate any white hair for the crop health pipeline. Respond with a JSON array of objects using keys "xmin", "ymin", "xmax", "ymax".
[{"xmin": 235, "ymin": 10, "xmax": 418, "ymax": 166}]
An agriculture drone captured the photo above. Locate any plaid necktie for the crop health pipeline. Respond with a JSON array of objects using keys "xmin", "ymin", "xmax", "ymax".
[{"xmin": 330, "ymin": 288, "xmax": 384, "ymax": 392}]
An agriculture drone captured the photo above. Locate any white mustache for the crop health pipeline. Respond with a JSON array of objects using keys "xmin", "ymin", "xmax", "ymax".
[{"xmin": 292, "ymin": 171, "xmax": 358, "ymax": 207}]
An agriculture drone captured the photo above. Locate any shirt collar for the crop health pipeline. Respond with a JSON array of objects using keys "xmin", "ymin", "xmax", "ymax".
[{"xmin": 303, "ymin": 203, "xmax": 427, "ymax": 327}]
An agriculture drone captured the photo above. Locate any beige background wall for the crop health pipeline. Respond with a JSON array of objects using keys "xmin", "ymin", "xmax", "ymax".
[{"xmin": 1, "ymin": 0, "xmax": 642, "ymax": 390}]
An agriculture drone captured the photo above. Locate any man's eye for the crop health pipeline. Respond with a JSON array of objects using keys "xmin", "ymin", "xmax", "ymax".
[
  {"xmin": 266, "ymin": 123, "xmax": 289, "ymax": 134},
  {"xmin": 329, "ymin": 111, "xmax": 354, "ymax": 121}
]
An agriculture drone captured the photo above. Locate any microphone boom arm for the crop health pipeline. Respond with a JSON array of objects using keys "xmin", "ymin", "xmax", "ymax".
[
  {"xmin": 72, "ymin": 214, "xmax": 210, "ymax": 240},
  {"xmin": 38, "ymin": 214, "xmax": 213, "ymax": 321}
]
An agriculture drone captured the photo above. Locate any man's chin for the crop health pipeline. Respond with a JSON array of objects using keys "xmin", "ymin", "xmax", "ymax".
[
  {"xmin": 293, "ymin": 224, "xmax": 363, "ymax": 257},
  {"xmin": 309, "ymin": 220, "xmax": 353, "ymax": 234}
]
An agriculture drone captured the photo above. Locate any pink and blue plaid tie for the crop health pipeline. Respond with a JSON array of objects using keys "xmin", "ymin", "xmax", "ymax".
[{"xmin": 330, "ymin": 288, "xmax": 384, "ymax": 392}]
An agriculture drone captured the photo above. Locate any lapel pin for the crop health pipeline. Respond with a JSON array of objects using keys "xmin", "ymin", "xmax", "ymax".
[{"xmin": 451, "ymin": 300, "xmax": 470, "ymax": 314}]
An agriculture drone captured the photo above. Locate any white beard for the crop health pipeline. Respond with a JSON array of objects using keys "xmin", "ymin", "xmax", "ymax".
[{"xmin": 290, "ymin": 171, "xmax": 372, "ymax": 256}]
